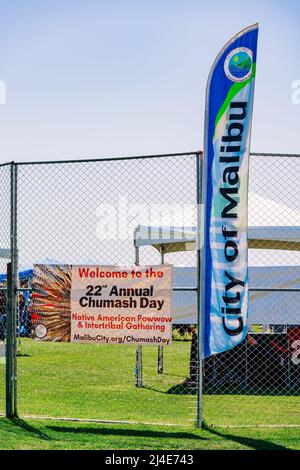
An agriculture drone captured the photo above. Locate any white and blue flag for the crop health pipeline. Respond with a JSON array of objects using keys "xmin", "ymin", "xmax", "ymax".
[{"xmin": 202, "ymin": 24, "xmax": 259, "ymax": 357}]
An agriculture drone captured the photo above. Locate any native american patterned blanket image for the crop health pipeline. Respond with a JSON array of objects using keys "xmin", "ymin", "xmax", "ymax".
[{"xmin": 31, "ymin": 264, "xmax": 72, "ymax": 342}]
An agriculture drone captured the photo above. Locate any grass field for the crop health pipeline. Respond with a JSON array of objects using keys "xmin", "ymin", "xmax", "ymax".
[
  {"xmin": 1, "ymin": 418, "xmax": 300, "ymax": 450},
  {"xmin": 1, "ymin": 339, "xmax": 196, "ymax": 426},
  {"xmin": 1, "ymin": 339, "xmax": 300, "ymax": 449}
]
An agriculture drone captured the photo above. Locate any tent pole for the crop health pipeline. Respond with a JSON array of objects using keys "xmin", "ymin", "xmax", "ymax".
[
  {"xmin": 134, "ymin": 245, "xmax": 143, "ymax": 387},
  {"xmin": 157, "ymin": 344, "xmax": 164, "ymax": 374},
  {"xmin": 136, "ymin": 345, "xmax": 143, "ymax": 387},
  {"xmin": 157, "ymin": 245, "xmax": 165, "ymax": 374}
]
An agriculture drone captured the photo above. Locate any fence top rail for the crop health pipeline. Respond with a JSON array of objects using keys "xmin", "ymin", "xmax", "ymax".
[
  {"xmin": 0, "ymin": 151, "xmax": 294, "ymax": 167},
  {"xmin": 13, "ymin": 151, "xmax": 202, "ymax": 166},
  {"xmin": 250, "ymin": 152, "xmax": 300, "ymax": 158},
  {"xmin": 0, "ymin": 162, "xmax": 14, "ymax": 168}
]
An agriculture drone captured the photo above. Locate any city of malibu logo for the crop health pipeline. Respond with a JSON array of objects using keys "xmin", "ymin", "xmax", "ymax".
[{"xmin": 224, "ymin": 47, "xmax": 253, "ymax": 82}]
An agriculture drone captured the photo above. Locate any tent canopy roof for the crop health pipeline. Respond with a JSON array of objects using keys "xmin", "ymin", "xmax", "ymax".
[{"xmin": 134, "ymin": 225, "xmax": 300, "ymax": 253}]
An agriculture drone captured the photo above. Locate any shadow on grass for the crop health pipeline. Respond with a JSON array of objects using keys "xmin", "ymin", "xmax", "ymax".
[
  {"xmin": 47, "ymin": 425, "xmax": 207, "ymax": 441},
  {"xmin": 5, "ymin": 419, "xmax": 290, "ymax": 449},
  {"xmin": 163, "ymin": 373, "xmax": 188, "ymax": 379},
  {"xmin": 204, "ymin": 425, "xmax": 288, "ymax": 451},
  {"xmin": 167, "ymin": 380, "xmax": 197, "ymax": 395},
  {"xmin": 10, "ymin": 417, "xmax": 51, "ymax": 440},
  {"xmin": 143, "ymin": 379, "xmax": 197, "ymax": 395}
]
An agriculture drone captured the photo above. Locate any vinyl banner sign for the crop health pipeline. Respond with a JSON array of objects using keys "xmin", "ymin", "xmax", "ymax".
[
  {"xmin": 32, "ymin": 264, "xmax": 173, "ymax": 346},
  {"xmin": 202, "ymin": 24, "xmax": 258, "ymax": 357}
]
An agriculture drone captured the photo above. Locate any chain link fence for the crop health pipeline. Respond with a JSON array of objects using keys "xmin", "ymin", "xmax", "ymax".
[
  {"xmin": 0, "ymin": 152, "xmax": 299, "ymax": 427},
  {"xmin": 16, "ymin": 153, "xmax": 198, "ymax": 426},
  {"xmin": 204, "ymin": 153, "xmax": 300, "ymax": 426}
]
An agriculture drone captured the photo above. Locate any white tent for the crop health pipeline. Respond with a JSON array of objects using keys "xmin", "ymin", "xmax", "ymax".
[
  {"xmin": 134, "ymin": 225, "xmax": 300, "ymax": 253},
  {"xmin": 134, "ymin": 225, "xmax": 300, "ymax": 325},
  {"xmin": 171, "ymin": 266, "xmax": 300, "ymax": 325}
]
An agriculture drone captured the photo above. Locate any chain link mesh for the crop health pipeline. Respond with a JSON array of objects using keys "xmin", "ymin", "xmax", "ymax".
[
  {"xmin": 2, "ymin": 152, "xmax": 300, "ymax": 426},
  {"xmin": 16, "ymin": 154, "xmax": 198, "ymax": 425},
  {"xmin": 203, "ymin": 154, "xmax": 300, "ymax": 426}
]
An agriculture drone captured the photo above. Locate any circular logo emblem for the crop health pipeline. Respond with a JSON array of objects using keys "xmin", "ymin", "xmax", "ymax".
[
  {"xmin": 35, "ymin": 323, "xmax": 47, "ymax": 339},
  {"xmin": 224, "ymin": 47, "xmax": 253, "ymax": 82}
]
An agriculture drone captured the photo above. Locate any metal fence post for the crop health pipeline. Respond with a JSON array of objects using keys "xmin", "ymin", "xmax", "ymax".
[
  {"xmin": 5, "ymin": 262, "xmax": 13, "ymax": 417},
  {"xmin": 196, "ymin": 152, "xmax": 203, "ymax": 428},
  {"xmin": 6, "ymin": 162, "xmax": 18, "ymax": 418},
  {"xmin": 12, "ymin": 163, "xmax": 18, "ymax": 416}
]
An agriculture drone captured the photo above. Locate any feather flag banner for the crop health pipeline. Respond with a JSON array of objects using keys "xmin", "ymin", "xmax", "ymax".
[
  {"xmin": 31, "ymin": 264, "xmax": 72, "ymax": 341},
  {"xmin": 201, "ymin": 24, "xmax": 259, "ymax": 357}
]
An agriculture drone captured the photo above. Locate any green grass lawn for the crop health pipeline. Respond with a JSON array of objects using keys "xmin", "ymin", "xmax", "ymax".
[
  {"xmin": 1, "ymin": 338, "xmax": 300, "ymax": 446},
  {"xmin": 1, "ymin": 417, "xmax": 300, "ymax": 450},
  {"xmin": 1, "ymin": 339, "xmax": 196, "ymax": 426}
]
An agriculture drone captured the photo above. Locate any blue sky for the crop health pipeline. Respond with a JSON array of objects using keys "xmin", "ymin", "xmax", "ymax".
[{"xmin": 0, "ymin": 0, "xmax": 299, "ymax": 161}]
